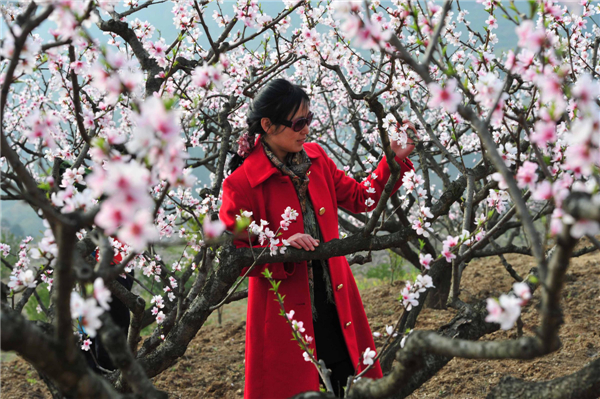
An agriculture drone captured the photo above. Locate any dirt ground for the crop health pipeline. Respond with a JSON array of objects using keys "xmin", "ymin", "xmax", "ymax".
[{"xmin": 2, "ymin": 248, "xmax": 599, "ymax": 398}]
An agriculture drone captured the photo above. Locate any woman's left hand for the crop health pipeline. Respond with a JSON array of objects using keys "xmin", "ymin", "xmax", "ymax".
[{"xmin": 390, "ymin": 121, "xmax": 417, "ymax": 161}]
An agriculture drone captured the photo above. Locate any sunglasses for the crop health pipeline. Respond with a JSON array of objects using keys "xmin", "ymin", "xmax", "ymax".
[{"xmin": 281, "ymin": 111, "xmax": 313, "ymax": 132}]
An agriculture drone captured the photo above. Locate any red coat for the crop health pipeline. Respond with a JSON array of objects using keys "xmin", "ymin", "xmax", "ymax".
[{"xmin": 220, "ymin": 141, "xmax": 414, "ymax": 399}]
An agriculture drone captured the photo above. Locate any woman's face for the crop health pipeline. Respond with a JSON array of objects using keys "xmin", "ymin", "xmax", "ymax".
[{"xmin": 263, "ymin": 102, "xmax": 310, "ymax": 161}]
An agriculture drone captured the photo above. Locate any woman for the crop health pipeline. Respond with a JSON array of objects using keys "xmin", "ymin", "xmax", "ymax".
[{"xmin": 220, "ymin": 79, "xmax": 414, "ymax": 399}]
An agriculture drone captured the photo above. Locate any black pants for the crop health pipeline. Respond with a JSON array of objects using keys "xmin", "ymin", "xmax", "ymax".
[
  {"xmin": 327, "ymin": 359, "xmax": 355, "ymax": 398},
  {"xmin": 312, "ymin": 262, "xmax": 355, "ymax": 397}
]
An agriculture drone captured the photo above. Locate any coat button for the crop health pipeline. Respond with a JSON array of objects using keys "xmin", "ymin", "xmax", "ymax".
[
  {"xmin": 319, "ymin": 207, "xmax": 325, "ymax": 216},
  {"xmin": 345, "ymin": 321, "xmax": 352, "ymax": 328},
  {"xmin": 337, "ymin": 284, "xmax": 343, "ymax": 291}
]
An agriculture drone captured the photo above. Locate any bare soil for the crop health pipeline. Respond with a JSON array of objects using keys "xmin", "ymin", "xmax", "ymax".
[{"xmin": 2, "ymin": 249, "xmax": 599, "ymax": 398}]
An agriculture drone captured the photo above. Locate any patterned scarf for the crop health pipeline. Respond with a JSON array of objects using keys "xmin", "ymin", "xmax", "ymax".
[{"xmin": 261, "ymin": 138, "xmax": 335, "ymax": 318}]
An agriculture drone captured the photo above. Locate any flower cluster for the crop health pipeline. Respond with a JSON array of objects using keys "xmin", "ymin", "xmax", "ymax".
[
  {"xmin": 485, "ymin": 282, "xmax": 531, "ymax": 330},
  {"xmin": 428, "ymin": 79, "xmax": 463, "ymax": 114},
  {"xmin": 400, "ymin": 274, "xmax": 435, "ymax": 311},
  {"xmin": 70, "ymin": 278, "xmax": 112, "ymax": 338},
  {"xmin": 247, "ymin": 207, "xmax": 297, "ymax": 255},
  {"xmin": 373, "ymin": 324, "xmax": 398, "ymax": 338},
  {"xmin": 87, "ymin": 161, "xmax": 158, "ymax": 252},
  {"xmin": 5, "ymin": 236, "xmax": 47, "ymax": 293},
  {"xmin": 333, "ymin": 2, "xmax": 392, "ymax": 50},
  {"xmin": 285, "ymin": 310, "xmax": 314, "ymax": 363},
  {"xmin": 382, "ymin": 115, "xmax": 410, "ymax": 149},
  {"xmin": 236, "ymin": 132, "xmax": 253, "ymax": 158},
  {"xmin": 362, "ymin": 173, "xmax": 380, "ymax": 210}
]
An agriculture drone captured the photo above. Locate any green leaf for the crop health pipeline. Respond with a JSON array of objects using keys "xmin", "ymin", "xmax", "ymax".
[
  {"xmin": 529, "ymin": 276, "xmax": 538, "ymax": 284},
  {"xmin": 234, "ymin": 216, "xmax": 251, "ymax": 233},
  {"xmin": 37, "ymin": 182, "xmax": 50, "ymax": 192},
  {"xmin": 163, "ymin": 96, "xmax": 178, "ymax": 111},
  {"xmin": 262, "ymin": 268, "xmax": 272, "ymax": 279},
  {"xmin": 92, "ymin": 137, "xmax": 107, "ymax": 150},
  {"xmin": 528, "ymin": 0, "xmax": 538, "ymax": 19}
]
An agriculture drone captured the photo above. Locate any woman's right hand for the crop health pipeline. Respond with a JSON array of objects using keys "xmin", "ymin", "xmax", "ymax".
[{"xmin": 287, "ymin": 233, "xmax": 319, "ymax": 251}]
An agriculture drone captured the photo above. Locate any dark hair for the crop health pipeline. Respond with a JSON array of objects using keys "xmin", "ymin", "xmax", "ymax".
[{"xmin": 228, "ymin": 78, "xmax": 309, "ymax": 173}]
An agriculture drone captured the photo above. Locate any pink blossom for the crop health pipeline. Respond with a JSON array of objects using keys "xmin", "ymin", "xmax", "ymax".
[
  {"xmin": 474, "ymin": 72, "xmax": 503, "ymax": 109},
  {"xmin": 564, "ymin": 143, "xmax": 594, "ymax": 176},
  {"xmin": 141, "ymin": 97, "xmax": 180, "ymax": 142},
  {"xmin": 0, "ymin": 243, "xmax": 10, "ymax": 257},
  {"xmin": 95, "ymin": 200, "xmax": 132, "ymax": 236},
  {"xmin": 203, "ymin": 217, "xmax": 226, "ymax": 239},
  {"xmin": 93, "ymin": 277, "xmax": 112, "ymax": 311},
  {"xmin": 441, "ymin": 248, "xmax": 456, "ymax": 263},
  {"xmin": 401, "ymin": 287, "xmax": 419, "ymax": 310},
  {"xmin": 81, "ymin": 339, "xmax": 92, "ymax": 351},
  {"xmin": 14, "ymin": 269, "xmax": 37, "ymax": 289},
  {"xmin": 292, "ymin": 320, "xmax": 305, "ymax": 333},
  {"xmin": 569, "ymin": 219, "xmax": 600, "ymax": 239},
  {"xmin": 531, "ymin": 121, "xmax": 556, "ymax": 148},
  {"xmin": 385, "ymin": 325, "xmax": 397, "ymax": 337},
  {"xmin": 117, "ymin": 211, "xmax": 159, "ymax": 252},
  {"xmin": 420, "ymin": 206, "xmax": 434, "ymax": 219},
  {"xmin": 151, "ymin": 295, "xmax": 165, "ymax": 309},
  {"xmin": 443, "ymin": 235, "xmax": 459, "ymax": 249},
  {"xmin": 537, "ymin": 72, "xmax": 565, "ymax": 106},
  {"xmin": 412, "ymin": 219, "xmax": 431, "ymax": 237},
  {"xmin": 428, "ymin": 79, "xmax": 462, "ymax": 113},
  {"xmin": 486, "ymin": 15, "xmax": 498, "ymax": 30},
  {"xmin": 237, "ymin": 132, "xmax": 253, "ymax": 157},
  {"xmin": 513, "ymin": 282, "xmax": 531, "ymax": 305},
  {"xmin": 156, "ymin": 311, "xmax": 166, "ymax": 324},
  {"xmin": 415, "ymin": 274, "xmax": 434, "ymax": 290},
  {"xmin": 70, "ymin": 293, "xmax": 104, "ymax": 338},
  {"xmin": 532, "ymin": 181, "xmax": 553, "ymax": 201},
  {"xmin": 572, "ymin": 73, "xmax": 600, "ymax": 113},
  {"xmin": 282, "ymin": 207, "xmax": 299, "ymax": 222},
  {"xmin": 505, "ymin": 50, "xmax": 516, "ymax": 71},
  {"xmin": 485, "ymin": 294, "xmax": 522, "ymax": 330},
  {"xmin": 516, "ymin": 20, "xmax": 545, "ymax": 53},
  {"xmin": 362, "ymin": 347, "xmax": 377, "ymax": 366},
  {"xmin": 516, "ymin": 161, "xmax": 538, "ymax": 189},
  {"xmin": 419, "ymin": 253, "xmax": 433, "ymax": 269}
]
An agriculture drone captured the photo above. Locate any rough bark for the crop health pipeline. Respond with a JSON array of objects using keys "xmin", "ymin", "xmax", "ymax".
[
  {"xmin": 98, "ymin": 315, "xmax": 167, "ymax": 398},
  {"xmin": 486, "ymin": 357, "xmax": 600, "ymax": 399},
  {"xmin": 1, "ymin": 305, "xmax": 121, "ymax": 398}
]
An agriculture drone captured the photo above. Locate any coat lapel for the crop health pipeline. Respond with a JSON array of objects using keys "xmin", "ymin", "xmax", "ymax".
[{"xmin": 245, "ymin": 141, "xmax": 279, "ymax": 188}]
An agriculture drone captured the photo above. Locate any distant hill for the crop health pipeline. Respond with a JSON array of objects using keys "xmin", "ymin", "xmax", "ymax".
[{"xmin": 0, "ymin": 201, "xmax": 45, "ymax": 239}]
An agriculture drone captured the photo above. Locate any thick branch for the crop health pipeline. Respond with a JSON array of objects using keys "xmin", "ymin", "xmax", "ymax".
[
  {"xmin": 486, "ymin": 357, "xmax": 600, "ymax": 399},
  {"xmin": 98, "ymin": 314, "xmax": 167, "ymax": 399},
  {"xmin": 1, "ymin": 305, "xmax": 120, "ymax": 398}
]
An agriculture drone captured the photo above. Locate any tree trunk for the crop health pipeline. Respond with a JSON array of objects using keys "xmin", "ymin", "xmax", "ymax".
[{"xmin": 424, "ymin": 265, "xmax": 451, "ymax": 309}]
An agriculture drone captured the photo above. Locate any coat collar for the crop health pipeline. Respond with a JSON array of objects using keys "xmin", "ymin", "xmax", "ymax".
[{"xmin": 245, "ymin": 139, "xmax": 321, "ymax": 188}]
